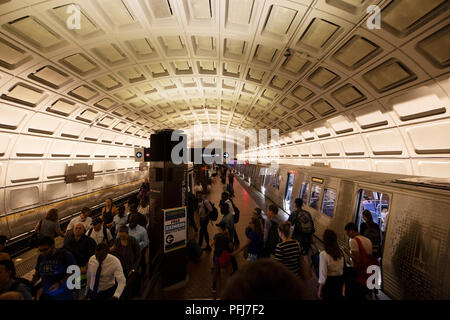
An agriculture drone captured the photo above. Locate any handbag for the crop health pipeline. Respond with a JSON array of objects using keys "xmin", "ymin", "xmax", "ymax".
[
  {"xmin": 297, "ymin": 241, "xmax": 312, "ymax": 280},
  {"xmin": 219, "ymin": 250, "xmax": 231, "ymax": 268},
  {"xmin": 354, "ymin": 237, "xmax": 379, "ymax": 286},
  {"xmin": 29, "ymin": 220, "xmax": 42, "ymax": 248}
]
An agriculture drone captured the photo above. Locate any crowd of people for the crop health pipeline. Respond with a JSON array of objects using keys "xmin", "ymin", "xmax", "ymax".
[
  {"xmin": 0, "ymin": 167, "xmax": 384, "ymax": 301},
  {"xmin": 0, "ymin": 179, "xmax": 151, "ymax": 300},
  {"xmin": 186, "ymin": 165, "xmax": 383, "ymax": 301}
]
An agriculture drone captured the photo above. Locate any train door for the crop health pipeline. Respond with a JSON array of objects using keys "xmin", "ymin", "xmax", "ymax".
[
  {"xmin": 299, "ymin": 182, "xmax": 309, "ymax": 205},
  {"xmin": 261, "ymin": 168, "xmax": 267, "ymax": 194},
  {"xmin": 353, "ymin": 188, "xmax": 390, "ymax": 289},
  {"xmin": 284, "ymin": 173, "xmax": 295, "ymax": 213},
  {"xmin": 354, "ymin": 189, "xmax": 390, "ymax": 243}
]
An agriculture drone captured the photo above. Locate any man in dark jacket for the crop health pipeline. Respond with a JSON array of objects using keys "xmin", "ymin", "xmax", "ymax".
[
  {"xmin": 128, "ymin": 203, "xmax": 147, "ymax": 228},
  {"xmin": 288, "ymin": 198, "xmax": 315, "ymax": 255},
  {"xmin": 63, "ymin": 223, "xmax": 96, "ymax": 296}
]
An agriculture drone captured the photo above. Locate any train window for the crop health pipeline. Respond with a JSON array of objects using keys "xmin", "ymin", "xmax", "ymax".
[
  {"xmin": 261, "ymin": 168, "xmax": 267, "ymax": 194},
  {"xmin": 309, "ymin": 184, "xmax": 321, "ymax": 210},
  {"xmin": 300, "ymin": 182, "xmax": 309, "ymax": 205},
  {"xmin": 355, "ymin": 189, "xmax": 390, "ymax": 247},
  {"xmin": 284, "ymin": 173, "xmax": 295, "ymax": 213},
  {"xmin": 321, "ymin": 188, "xmax": 336, "ymax": 218}
]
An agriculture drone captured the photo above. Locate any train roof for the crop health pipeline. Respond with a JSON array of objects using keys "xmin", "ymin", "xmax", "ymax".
[{"xmin": 250, "ymin": 163, "xmax": 450, "ymax": 196}]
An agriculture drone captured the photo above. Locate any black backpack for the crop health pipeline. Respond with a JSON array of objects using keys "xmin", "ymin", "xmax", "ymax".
[
  {"xmin": 230, "ymin": 200, "xmax": 240, "ymax": 223},
  {"xmin": 209, "ymin": 202, "xmax": 219, "ymax": 221},
  {"xmin": 265, "ymin": 220, "xmax": 280, "ymax": 255},
  {"xmin": 294, "ymin": 209, "xmax": 315, "ymax": 235},
  {"xmin": 363, "ymin": 225, "xmax": 381, "ymax": 257}
]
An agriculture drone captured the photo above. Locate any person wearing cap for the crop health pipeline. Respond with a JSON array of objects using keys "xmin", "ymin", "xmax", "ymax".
[
  {"xmin": 66, "ymin": 207, "xmax": 92, "ymax": 232},
  {"xmin": 87, "ymin": 218, "xmax": 113, "ymax": 246}
]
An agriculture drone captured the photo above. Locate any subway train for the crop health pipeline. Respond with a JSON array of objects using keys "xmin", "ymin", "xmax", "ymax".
[{"xmin": 233, "ymin": 162, "xmax": 450, "ymax": 300}]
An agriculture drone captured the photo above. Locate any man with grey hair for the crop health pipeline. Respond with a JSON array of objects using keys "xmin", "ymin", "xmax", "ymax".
[{"xmin": 64, "ymin": 222, "xmax": 96, "ymax": 297}]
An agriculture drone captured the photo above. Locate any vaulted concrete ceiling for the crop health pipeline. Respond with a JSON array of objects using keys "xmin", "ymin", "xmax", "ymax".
[{"xmin": 0, "ymin": 0, "xmax": 449, "ymax": 176}]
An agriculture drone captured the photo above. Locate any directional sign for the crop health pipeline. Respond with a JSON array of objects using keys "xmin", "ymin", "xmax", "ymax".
[
  {"xmin": 163, "ymin": 206, "xmax": 187, "ymax": 253},
  {"xmin": 135, "ymin": 147, "xmax": 144, "ymax": 162},
  {"xmin": 223, "ymin": 152, "xmax": 229, "ymax": 159},
  {"xmin": 166, "ymin": 234, "xmax": 174, "ymax": 244}
]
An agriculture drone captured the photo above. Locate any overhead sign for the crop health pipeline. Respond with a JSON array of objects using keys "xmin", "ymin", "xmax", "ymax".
[
  {"xmin": 312, "ymin": 177, "xmax": 324, "ymax": 184},
  {"xmin": 163, "ymin": 206, "xmax": 187, "ymax": 253},
  {"xmin": 135, "ymin": 147, "xmax": 144, "ymax": 162},
  {"xmin": 65, "ymin": 163, "xmax": 94, "ymax": 184}
]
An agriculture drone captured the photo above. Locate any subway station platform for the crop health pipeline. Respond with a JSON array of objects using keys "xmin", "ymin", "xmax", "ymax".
[{"xmin": 161, "ymin": 170, "xmax": 319, "ymax": 300}]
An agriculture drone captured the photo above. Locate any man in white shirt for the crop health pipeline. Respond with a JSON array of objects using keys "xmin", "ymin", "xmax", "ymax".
[
  {"xmin": 67, "ymin": 207, "xmax": 92, "ymax": 232},
  {"xmin": 87, "ymin": 218, "xmax": 113, "ymax": 246},
  {"xmin": 85, "ymin": 243, "xmax": 126, "ymax": 300}
]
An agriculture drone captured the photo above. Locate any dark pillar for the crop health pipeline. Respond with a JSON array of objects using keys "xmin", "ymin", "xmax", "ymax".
[
  {"xmin": 194, "ymin": 164, "xmax": 208, "ymax": 193},
  {"xmin": 148, "ymin": 129, "xmax": 187, "ymax": 288}
]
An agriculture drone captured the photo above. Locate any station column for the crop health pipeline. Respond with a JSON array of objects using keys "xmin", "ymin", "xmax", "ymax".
[{"xmin": 148, "ymin": 129, "xmax": 187, "ymax": 288}]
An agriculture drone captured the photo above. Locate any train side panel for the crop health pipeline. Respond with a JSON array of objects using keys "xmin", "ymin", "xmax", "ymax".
[{"xmin": 382, "ymin": 192, "xmax": 450, "ymax": 300}]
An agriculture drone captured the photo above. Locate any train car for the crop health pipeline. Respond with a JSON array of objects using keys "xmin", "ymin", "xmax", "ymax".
[{"xmin": 234, "ymin": 163, "xmax": 450, "ymax": 300}]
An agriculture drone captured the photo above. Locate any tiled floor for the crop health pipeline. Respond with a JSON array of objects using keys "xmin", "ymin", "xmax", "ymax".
[{"xmin": 162, "ymin": 170, "xmax": 319, "ymax": 300}]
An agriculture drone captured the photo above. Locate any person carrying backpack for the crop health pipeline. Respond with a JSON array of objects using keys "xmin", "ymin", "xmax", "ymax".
[
  {"xmin": 359, "ymin": 210, "xmax": 381, "ymax": 258},
  {"xmin": 220, "ymin": 192, "xmax": 240, "ymax": 241},
  {"xmin": 197, "ymin": 192, "xmax": 213, "ymax": 251},
  {"xmin": 87, "ymin": 218, "xmax": 113, "ymax": 246},
  {"xmin": 288, "ymin": 198, "xmax": 315, "ymax": 256},
  {"xmin": 262, "ymin": 204, "xmax": 283, "ymax": 257}
]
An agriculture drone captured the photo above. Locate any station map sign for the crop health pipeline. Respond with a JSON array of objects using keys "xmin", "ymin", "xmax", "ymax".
[{"xmin": 163, "ymin": 206, "xmax": 187, "ymax": 253}]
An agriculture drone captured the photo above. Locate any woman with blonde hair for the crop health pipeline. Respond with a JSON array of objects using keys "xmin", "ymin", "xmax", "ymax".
[{"xmin": 35, "ymin": 208, "xmax": 64, "ymax": 240}]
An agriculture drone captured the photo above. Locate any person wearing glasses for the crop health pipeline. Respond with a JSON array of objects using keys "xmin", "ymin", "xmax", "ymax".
[{"xmin": 31, "ymin": 236, "xmax": 76, "ymax": 300}]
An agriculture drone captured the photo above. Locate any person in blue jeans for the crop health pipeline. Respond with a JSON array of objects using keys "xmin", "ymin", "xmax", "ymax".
[{"xmin": 32, "ymin": 236, "xmax": 76, "ymax": 300}]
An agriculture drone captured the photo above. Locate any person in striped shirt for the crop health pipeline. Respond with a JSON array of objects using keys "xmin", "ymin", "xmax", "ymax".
[{"xmin": 273, "ymin": 222, "xmax": 301, "ymax": 277}]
